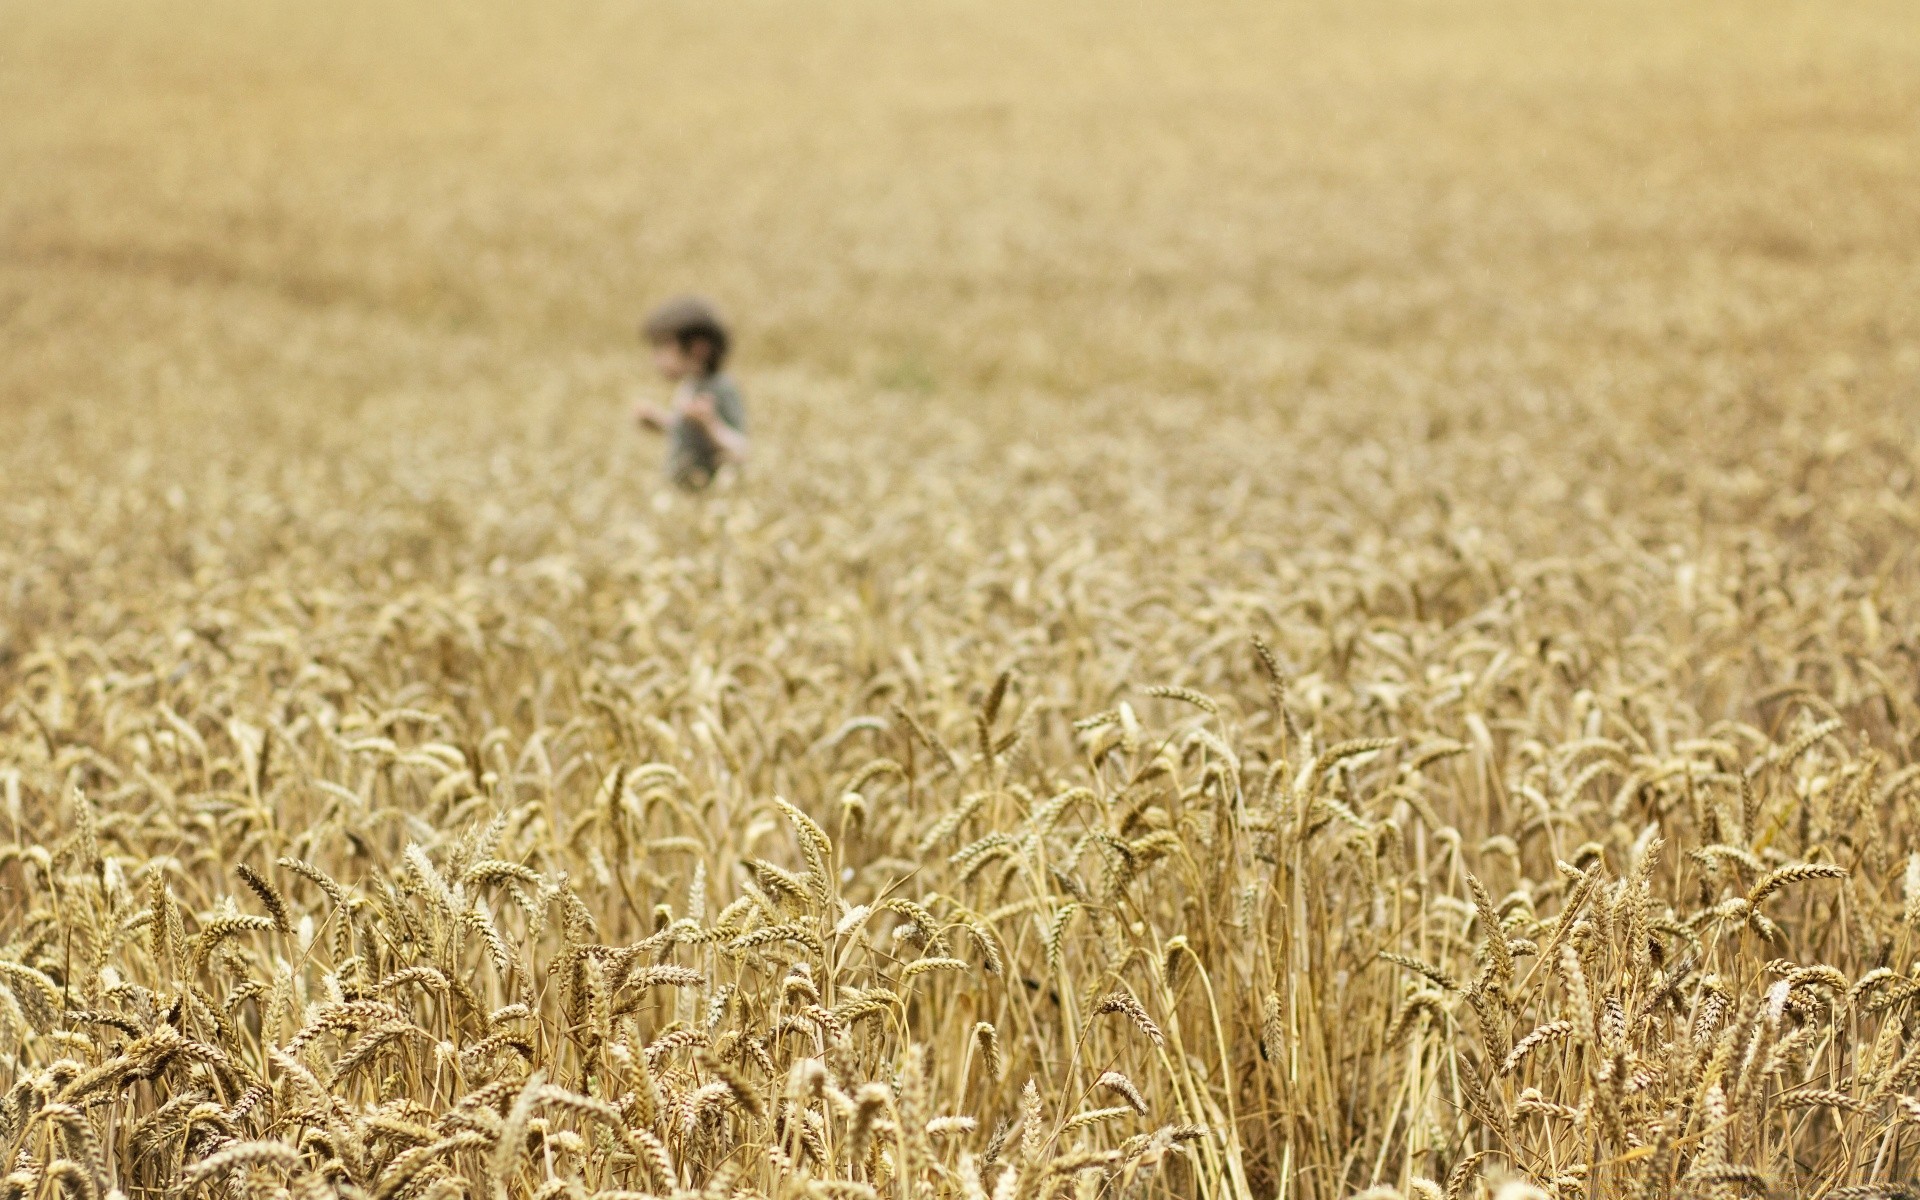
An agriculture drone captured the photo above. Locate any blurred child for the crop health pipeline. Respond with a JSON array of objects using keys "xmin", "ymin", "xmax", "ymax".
[{"xmin": 633, "ymin": 295, "xmax": 749, "ymax": 490}]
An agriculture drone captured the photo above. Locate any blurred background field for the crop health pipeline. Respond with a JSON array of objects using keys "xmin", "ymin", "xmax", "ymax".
[
  {"xmin": 7, "ymin": 0, "xmax": 1917, "ymax": 448},
  {"xmin": 4, "ymin": 3, "xmax": 1920, "ymax": 1199}
]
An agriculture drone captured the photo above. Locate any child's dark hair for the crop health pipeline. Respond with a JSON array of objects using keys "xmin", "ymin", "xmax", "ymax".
[{"xmin": 642, "ymin": 295, "xmax": 730, "ymax": 372}]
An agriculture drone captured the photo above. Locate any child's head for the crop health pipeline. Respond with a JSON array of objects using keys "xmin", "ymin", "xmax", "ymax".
[{"xmin": 642, "ymin": 295, "xmax": 730, "ymax": 379}]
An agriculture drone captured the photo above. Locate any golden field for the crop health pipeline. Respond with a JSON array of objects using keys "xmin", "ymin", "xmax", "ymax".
[{"xmin": 4, "ymin": 2, "xmax": 1920, "ymax": 1197}]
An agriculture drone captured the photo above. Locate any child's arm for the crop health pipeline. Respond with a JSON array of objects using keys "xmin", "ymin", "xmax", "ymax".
[
  {"xmin": 633, "ymin": 400, "xmax": 671, "ymax": 432},
  {"xmin": 684, "ymin": 393, "xmax": 750, "ymax": 463}
]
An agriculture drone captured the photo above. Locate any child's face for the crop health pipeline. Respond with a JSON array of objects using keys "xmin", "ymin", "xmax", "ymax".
[{"xmin": 651, "ymin": 339, "xmax": 699, "ymax": 381}]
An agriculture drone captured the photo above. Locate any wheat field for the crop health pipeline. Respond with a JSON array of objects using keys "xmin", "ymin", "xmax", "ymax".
[{"xmin": 4, "ymin": 2, "xmax": 1920, "ymax": 1198}]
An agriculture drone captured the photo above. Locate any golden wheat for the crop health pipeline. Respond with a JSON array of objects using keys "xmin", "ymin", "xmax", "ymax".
[{"xmin": 5, "ymin": 1, "xmax": 1920, "ymax": 1198}]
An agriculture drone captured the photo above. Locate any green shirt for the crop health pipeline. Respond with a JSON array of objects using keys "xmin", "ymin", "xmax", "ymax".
[{"xmin": 667, "ymin": 373, "xmax": 746, "ymax": 490}]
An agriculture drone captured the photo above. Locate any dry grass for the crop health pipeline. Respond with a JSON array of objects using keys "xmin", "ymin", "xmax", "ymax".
[{"xmin": 5, "ymin": 2, "xmax": 1920, "ymax": 1198}]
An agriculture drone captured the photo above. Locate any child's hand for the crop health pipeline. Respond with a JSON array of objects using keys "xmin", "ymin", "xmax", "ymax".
[
  {"xmin": 682, "ymin": 392, "xmax": 718, "ymax": 425},
  {"xmin": 633, "ymin": 401, "xmax": 670, "ymax": 431}
]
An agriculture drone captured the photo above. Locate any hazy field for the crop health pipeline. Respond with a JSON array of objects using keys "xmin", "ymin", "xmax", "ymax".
[{"xmin": 4, "ymin": 2, "xmax": 1920, "ymax": 1198}]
